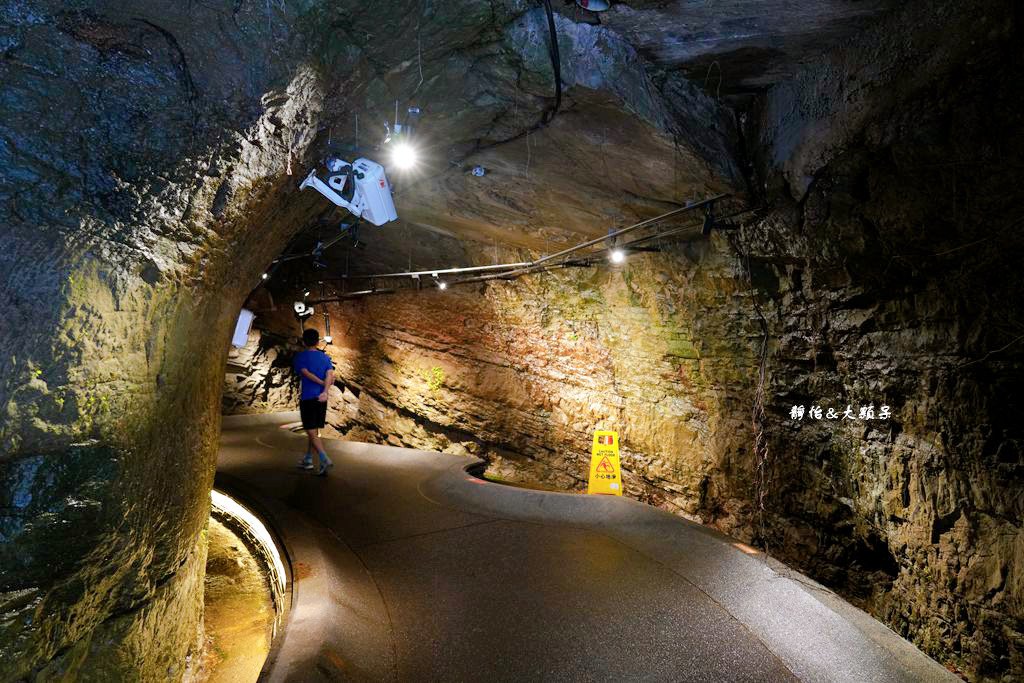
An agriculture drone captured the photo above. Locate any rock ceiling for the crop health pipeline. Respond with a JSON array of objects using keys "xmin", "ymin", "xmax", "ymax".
[
  {"xmin": 266, "ymin": 0, "xmax": 897, "ymax": 280},
  {"xmin": 595, "ymin": 0, "xmax": 893, "ymax": 95}
]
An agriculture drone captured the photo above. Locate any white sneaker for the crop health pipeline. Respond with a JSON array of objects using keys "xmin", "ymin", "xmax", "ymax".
[
  {"xmin": 317, "ymin": 454, "xmax": 334, "ymax": 476},
  {"xmin": 297, "ymin": 455, "xmax": 314, "ymax": 471}
]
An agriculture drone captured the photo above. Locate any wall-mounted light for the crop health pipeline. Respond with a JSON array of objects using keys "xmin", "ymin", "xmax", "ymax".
[
  {"xmin": 438, "ymin": 281, "xmax": 448, "ymax": 290},
  {"xmin": 609, "ymin": 248, "xmax": 626, "ymax": 264},
  {"xmin": 261, "ymin": 273, "xmax": 269, "ymax": 280}
]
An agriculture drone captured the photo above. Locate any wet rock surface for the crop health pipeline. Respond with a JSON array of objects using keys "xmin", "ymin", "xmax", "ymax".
[
  {"xmin": 223, "ymin": 328, "xmax": 299, "ymax": 416},
  {"xmin": 195, "ymin": 518, "xmax": 274, "ymax": 683},
  {"xmin": 0, "ymin": 0, "xmax": 320, "ymax": 677},
  {"xmin": 1, "ymin": 0, "xmax": 1020, "ymax": 679}
]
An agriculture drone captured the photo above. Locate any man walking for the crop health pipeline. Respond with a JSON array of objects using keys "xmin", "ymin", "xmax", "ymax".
[{"xmin": 293, "ymin": 328, "xmax": 335, "ymax": 476}]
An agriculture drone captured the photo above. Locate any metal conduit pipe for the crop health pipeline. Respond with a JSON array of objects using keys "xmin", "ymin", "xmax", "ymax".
[
  {"xmin": 359, "ymin": 262, "xmax": 533, "ymax": 279},
  {"xmin": 528, "ymin": 194, "xmax": 725, "ymax": 269},
  {"xmin": 433, "ymin": 195, "xmax": 727, "ymax": 287},
  {"xmin": 306, "ymin": 194, "xmax": 729, "ymax": 304}
]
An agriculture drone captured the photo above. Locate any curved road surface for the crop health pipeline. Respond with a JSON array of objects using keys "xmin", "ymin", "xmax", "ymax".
[{"xmin": 217, "ymin": 413, "xmax": 955, "ymax": 682}]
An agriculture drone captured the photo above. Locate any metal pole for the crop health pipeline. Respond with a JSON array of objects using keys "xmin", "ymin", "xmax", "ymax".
[
  {"xmin": 363, "ymin": 262, "xmax": 533, "ymax": 279},
  {"xmin": 308, "ymin": 287, "xmax": 397, "ymax": 304}
]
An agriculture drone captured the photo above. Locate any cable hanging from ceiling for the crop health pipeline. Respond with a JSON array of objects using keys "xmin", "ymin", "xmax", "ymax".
[{"xmin": 541, "ymin": 0, "xmax": 562, "ymax": 124}]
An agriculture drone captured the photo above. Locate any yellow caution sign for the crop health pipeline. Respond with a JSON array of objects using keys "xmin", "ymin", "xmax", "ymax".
[{"xmin": 587, "ymin": 430, "xmax": 622, "ymax": 496}]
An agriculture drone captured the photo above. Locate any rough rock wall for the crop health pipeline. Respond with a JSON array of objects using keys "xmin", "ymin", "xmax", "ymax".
[
  {"xmin": 745, "ymin": 3, "xmax": 1024, "ymax": 677},
  {"xmin": 757, "ymin": 0, "xmax": 1016, "ymax": 200},
  {"xmin": 0, "ymin": 1, "xmax": 324, "ymax": 677},
  {"xmin": 389, "ymin": 6, "xmax": 742, "ymax": 255},
  {"xmin": 223, "ymin": 328, "xmax": 299, "ymax": 416},
  {"xmin": 313, "ymin": 239, "xmax": 762, "ymax": 523}
]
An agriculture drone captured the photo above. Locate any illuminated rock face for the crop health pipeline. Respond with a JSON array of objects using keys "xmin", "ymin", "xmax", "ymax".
[
  {"xmin": 738, "ymin": 5, "xmax": 1024, "ymax": 675},
  {"xmin": 303, "ymin": 248, "xmax": 758, "ymax": 523},
  {"xmin": 0, "ymin": 2, "xmax": 319, "ymax": 678},
  {"xmin": 2, "ymin": 0, "xmax": 1021, "ymax": 681},
  {"xmin": 223, "ymin": 329, "xmax": 300, "ymax": 416},
  {"xmin": 237, "ymin": 2, "xmax": 1023, "ymax": 679}
]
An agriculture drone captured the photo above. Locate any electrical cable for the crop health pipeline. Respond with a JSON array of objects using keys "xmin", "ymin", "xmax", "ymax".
[
  {"xmin": 725, "ymin": 222, "xmax": 773, "ymax": 559},
  {"xmin": 541, "ymin": 0, "xmax": 562, "ymax": 124}
]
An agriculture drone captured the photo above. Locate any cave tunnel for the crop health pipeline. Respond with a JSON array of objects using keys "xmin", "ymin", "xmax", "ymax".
[{"xmin": 1, "ymin": 0, "xmax": 1022, "ymax": 681}]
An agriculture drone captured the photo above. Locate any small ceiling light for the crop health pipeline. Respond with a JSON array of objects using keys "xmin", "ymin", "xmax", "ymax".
[
  {"xmin": 438, "ymin": 281, "xmax": 448, "ymax": 290},
  {"xmin": 609, "ymin": 248, "xmax": 626, "ymax": 264},
  {"xmin": 303, "ymin": 289, "xmax": 310, "ymax": 297},
  {"xmin": 391, "ymin": 141, "xmax": 418, "ymax": 170}
]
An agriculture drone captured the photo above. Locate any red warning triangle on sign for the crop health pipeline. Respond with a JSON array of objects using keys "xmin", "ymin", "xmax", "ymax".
[{"xmin": 595, "ymin": 456, "xmax": 615, "ymax": 473}]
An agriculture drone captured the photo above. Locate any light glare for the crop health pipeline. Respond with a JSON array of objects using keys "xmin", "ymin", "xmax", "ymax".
[
  {"xmin": 391, "ymin": 142, "xmax": 418, "ymax": 170},
  {"xmin": 211, "ymin": 490, "xmax": 286, "ymax": 592},
  {"xmin": 609, "ymin": 249, "xmax": 626, "ymax": 264}
]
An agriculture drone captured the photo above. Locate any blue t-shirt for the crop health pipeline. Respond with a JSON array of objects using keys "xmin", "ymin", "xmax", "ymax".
[{"xmin": 293, "ymin": 349, "xmax": 334, "ymax": 400}]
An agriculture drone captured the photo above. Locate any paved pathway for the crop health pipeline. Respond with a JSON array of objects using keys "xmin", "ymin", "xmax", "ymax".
[{"xmin": 217, "ymin": 413, "xmax": 955, "ymax": 682}]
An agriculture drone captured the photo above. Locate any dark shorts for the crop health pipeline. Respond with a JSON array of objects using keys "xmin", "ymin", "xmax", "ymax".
[{"xmin": 299, "ymin": 399, "xmax": 327, "ymax": 430}]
